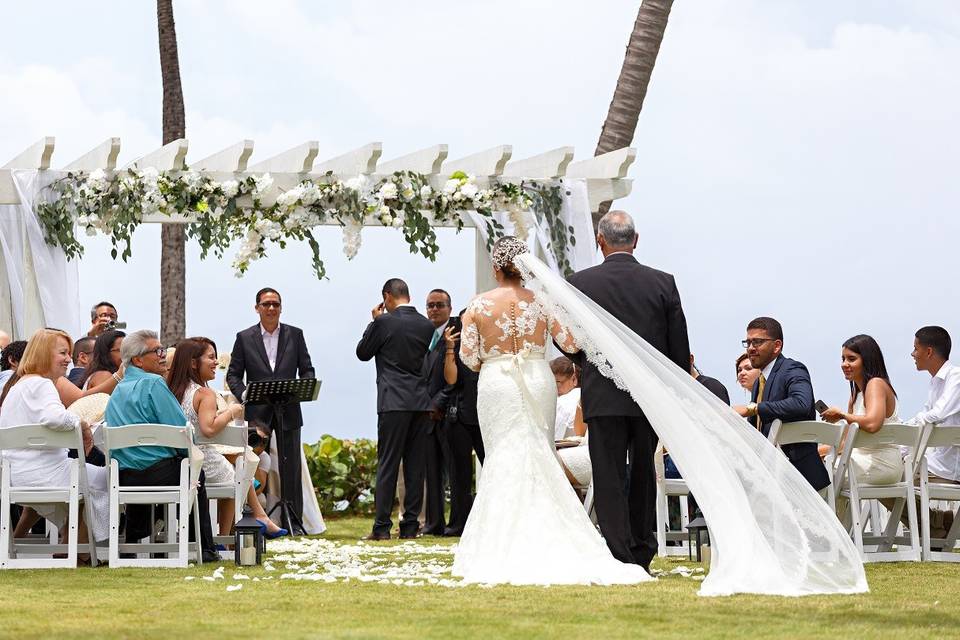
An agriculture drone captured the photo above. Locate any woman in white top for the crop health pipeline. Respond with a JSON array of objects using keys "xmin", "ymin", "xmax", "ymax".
[
  {"xmin": 822, "ymin": 334, "xmax": 902, "ymax": 486},
  {"xmin": 551, "ymin": 356, "xmax": 591, "ymax": 487},
  {"xmin": 0, "ymin": 329, "xmax": 110, "ymax": 548},
  {"xmin": 167, "ymin": 337, "xmax": 286, "ymax": 538}
]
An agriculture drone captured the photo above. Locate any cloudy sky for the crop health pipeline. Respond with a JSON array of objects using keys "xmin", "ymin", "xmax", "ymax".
[{"xmin": 2, "ymin": 1, "xmax": 958, "ymax": 441}]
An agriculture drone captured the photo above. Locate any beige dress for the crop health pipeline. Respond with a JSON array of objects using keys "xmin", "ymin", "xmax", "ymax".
[{"xmin": 849, "ymin": 392, "xmax": 903, "ymax": 486}]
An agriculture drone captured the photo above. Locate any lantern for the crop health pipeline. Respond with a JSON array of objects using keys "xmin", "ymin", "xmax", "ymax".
[
  {"xmin": 685, "ymin": 516, "xmax": 710, "ymax": 563},
  {"xmin": 234, "ymin": 506, "xmax": 263, "ymax": 566}
]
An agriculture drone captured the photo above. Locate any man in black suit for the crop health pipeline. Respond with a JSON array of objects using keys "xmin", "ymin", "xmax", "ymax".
[
  {"xmin": 567, "ymin": 210, "xmax": 690, "ymax": 571},
  {"xmin": 733, "ymin": 317, "xmax": 829, "ymax": 490},
  {"xmin": 422, "ymin": 288, "xmax": 455, "ymax": 535},
  {"xmin": 357, "ymin": 278, "xmax": 435, "ymax": 540},
  {"xmin": 443, "ymin": 309, "xmax": 485, "ymax": 536},
  {"xmin": 226, "ymin": 287, "xmax": 315, "ymax": 525}
]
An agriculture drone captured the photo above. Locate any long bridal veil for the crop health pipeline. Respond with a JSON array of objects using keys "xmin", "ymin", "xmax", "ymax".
[{"xmin": 517, "ymin": 253, "xmax": 867, "ymax": 597}]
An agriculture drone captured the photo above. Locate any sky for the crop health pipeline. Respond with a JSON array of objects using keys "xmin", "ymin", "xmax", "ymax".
[{"xmin": 2, "ymin": 1, "xmax": 959, "ymax": 441}]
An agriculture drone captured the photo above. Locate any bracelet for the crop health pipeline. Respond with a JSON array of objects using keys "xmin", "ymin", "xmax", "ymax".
[{"xmin": 112, "ymin": 372, "xmax": 122, "ymax": 383}]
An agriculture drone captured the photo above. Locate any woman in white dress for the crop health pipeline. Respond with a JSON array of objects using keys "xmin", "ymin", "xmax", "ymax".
[
  {"xmin": 167, "ymin": 337, "xmax": 287, "ymax": 538},
  {"xmin": 551, "ymin": 356, "xmax": 591, "ymax": 487},
  {"xmin": 452, "ymin": 237, "xmax": 651, "ymax": 586},
  {"xmin": 822, "ymin": 335, "xmax": 902, "ymax": 487},
  {"xmin": 454, "ymin": 236, "xmax": 867, "ymax": 596},
  {"xmin": 0, "ymin": 329, "xmax": 110, "ymax": 548}
]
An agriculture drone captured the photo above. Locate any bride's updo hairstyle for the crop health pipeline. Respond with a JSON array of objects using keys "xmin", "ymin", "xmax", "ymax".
[{"xmin": 491, "ymin": 236, "xmax": 529, "ymax": 280}]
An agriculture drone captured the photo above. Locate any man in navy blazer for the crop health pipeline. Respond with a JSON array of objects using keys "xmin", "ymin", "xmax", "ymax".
[{"xmin": 733, "ymin": 317, "xmax": 829, "ymax": 490}]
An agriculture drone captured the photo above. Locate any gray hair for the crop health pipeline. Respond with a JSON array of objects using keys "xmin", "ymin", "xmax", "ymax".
[
  {"xmin": 597, "ymin": 210, "xmax": 637, "ymax": 248},
  {"xmin": 121, "ymin": 329, "xmax": 157, "ymax": 366}
]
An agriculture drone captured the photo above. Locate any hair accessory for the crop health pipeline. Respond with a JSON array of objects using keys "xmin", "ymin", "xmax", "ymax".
[{"xmin": 491, "ymin": 236, "xmax": 529, "ymax": 272}]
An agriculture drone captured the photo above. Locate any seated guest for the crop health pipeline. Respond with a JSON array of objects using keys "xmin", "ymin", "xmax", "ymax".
[
  {"xmin": 87, "ymin": 301, "xmax": 120, "ymax": 338},
  {"xmin": 733, "ymin": 317, "xmax": 829, "ymax": 491},
  {"xmin": 0, "ymin": 340, "xmax": 27, "ymax": 395},
  {"xmin": 551, "ymin": 356, "xmax": 590, "ymax": 487},
  {"xmin": 104, "ymin": 329, "xmax": 218, "ymax": 562},
  {"xmin": 821, "ymin": 335, "xmax": 902, "ymax": 495},
  {"xmin": 0, "ymin": 329, "xmax": 109, "ymax": 550},
  {"xmin": 78, "ymin": 330, "xmax": 125, "ymax": 390},
  {"xmin": 67, "ymin": 337, "xmax": 96, "ymax": 387},
  {"xmin": 167, "ymin": 337, "xmax": 286, "ymax": 538},
  {"xmin": 736, "ymin": 353, "xmax": 759, "ymax": 397},
  {"xmin": 248, "ymin": 421, "xmax": 271, "ymax": 509}
]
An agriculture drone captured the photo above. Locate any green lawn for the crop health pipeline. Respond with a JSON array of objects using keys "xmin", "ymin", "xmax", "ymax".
[{"xmin": 0, "ymin": 516, "xmax": 957, "ymax": 639}]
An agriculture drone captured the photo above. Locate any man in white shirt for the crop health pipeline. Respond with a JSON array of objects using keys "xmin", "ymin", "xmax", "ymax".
[{"xmin": 905, "ymin": 326, "xmax": 960, "ymax": 540}]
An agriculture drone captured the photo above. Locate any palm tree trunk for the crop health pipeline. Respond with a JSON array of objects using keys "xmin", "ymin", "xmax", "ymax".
[
  {"xmin": 593, "ymin": 0, "xmax": 673, "ymax": 229},
  {"xmin": 157, "ymin": 0, "xmax": 186, "ymax": 346}
]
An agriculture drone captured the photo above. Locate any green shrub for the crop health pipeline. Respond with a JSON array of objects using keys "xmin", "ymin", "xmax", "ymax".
[{"xmin": 304, "ymin": 435, "xmax": 378, "ymax": 516}]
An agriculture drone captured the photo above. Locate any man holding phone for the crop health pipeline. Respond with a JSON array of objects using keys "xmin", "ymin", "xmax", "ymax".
[{"xmin": 733, "ymin": 316, "xmax": 829, "ymax": 491}]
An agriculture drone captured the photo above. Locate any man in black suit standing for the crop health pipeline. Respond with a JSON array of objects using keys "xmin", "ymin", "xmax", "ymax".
[
  {"xmin": 357, "ymin": 278, "xmax": 435, "ymax": 540},
  {"xmin": 422, "ymin": 288, "xmax": 455, "ymax": 535},
  {"xmin": 227, "ymin": 287, "xmax": 315, "ymax": 527},
  {"xmin": 733, "ymin": 317, "xmax": 829, "ymax": 491},
  {"xmin": 567, "ymin": 210, "xmax": 690, "ymax": 571}
]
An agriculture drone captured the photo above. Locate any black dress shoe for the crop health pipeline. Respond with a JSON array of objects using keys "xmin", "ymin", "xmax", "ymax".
[
  {"xmin": 363, "ymin": 532, "xmax": 391, "ymax": 541},
  {"xmin": 399, "ymin": 531, "xmax": 422, "ymax": 540},
  {"xmin": 421, "ymin": 527, "xmax": 445, "ymax": 536},
  {"xmin": 202, "ymin": 550, "xmax": 222, "ymax": 563},
  {"xmin": 442, "ymin": 528, "xmax": 463, "ymax": 537}
]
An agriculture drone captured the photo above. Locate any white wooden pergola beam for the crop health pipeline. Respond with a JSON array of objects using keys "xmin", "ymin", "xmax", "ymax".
[
  {"xmin": 502, "ymin": 146, "xmax": 574, "ymax": 179},
  {"xmin": 442, "ymin": 145, "xmax": 512, "ymax": 176},
  {"xmin": 313, "ymin": 142, "xmax": 382, "ymax": 177},
  {"xmin": 124, "ymin": 138, "xmax": 189, "ymax": 171},
  {"xmin": 584, "ymin": 178, "xmax": 633, "ymax": 212},
  {"xmin": 248, "ymin": 141, "xmax": 318, "ymax": 174},
  {"xmin": 565, "ymin": 147, "xmax": 636, "ymax": 179},
  {"xmin": 2, "ymin": 136, "xmax": 55, "ymax": 170},
  {"xmin": 377, "ymin": 144, "xmax": 448, "ymax": 175},
  {"xmin": 64, "ymin": 137, "xmax": 121, "ymax": 171},
  {"xmin": 192, "ymin": 140, "xmax": 254, "ymax": 172}
]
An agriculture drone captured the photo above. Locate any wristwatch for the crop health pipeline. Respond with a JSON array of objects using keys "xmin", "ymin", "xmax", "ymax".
[{"xmin": 746, "ymin": 402, "xmax": 758, "ymax": 417}]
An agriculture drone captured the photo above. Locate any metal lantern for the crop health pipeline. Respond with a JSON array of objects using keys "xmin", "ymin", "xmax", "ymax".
[
  {"xmin": 234, "ymin": 506, "xmax": 263, "ymax": 566},
  {"xmin": 686, "ymin": 516, "xmax": 710, "ymax": 563}
]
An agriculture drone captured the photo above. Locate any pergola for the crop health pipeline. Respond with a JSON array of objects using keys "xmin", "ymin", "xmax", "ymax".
[{"xmin": 0, "ymin": 137, "xmax": 636, "ymax": 338}]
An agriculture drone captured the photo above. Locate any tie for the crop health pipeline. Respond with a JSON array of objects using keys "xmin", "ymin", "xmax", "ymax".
[
  {"xmin": 429, "ymin": 331, "xmax": 440, "ymax": 351},
  {"xmin": 755, "ymin": 373, "xmax": 766, "ymax": 430}
]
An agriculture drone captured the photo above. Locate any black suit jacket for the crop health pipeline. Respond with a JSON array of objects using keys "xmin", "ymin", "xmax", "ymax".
[
  {"xmin": 567, "ymin": 253, "xmax": 691, "ymax": 421},
  {"xmin": 697, "ymin": 374, "xmax": 730, "ymax": 405},
  {"xmin": 424, "ymin": 319, "xmax": 453, "ymax": 414},
  {"xmin": 752, "ymin": 355, "xmax": 829, "ymax": 490},
  {"xmin": 226, "ymin": 323, "xmax": 315, "ymax": 431},
  {"xmin": 356, "ymin": 306, "xmax": 434, "ymax": 414}
]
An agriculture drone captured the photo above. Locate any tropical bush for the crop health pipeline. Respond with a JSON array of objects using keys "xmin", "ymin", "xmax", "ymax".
[{"xmin": 304, "ymin": 435, "xmax": 378, "ymax": 516}]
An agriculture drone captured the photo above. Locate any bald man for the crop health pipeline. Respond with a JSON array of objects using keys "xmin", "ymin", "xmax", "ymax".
[{"xmin": 0, "ymin": 330, "xmax": 11, "ymax": 350}]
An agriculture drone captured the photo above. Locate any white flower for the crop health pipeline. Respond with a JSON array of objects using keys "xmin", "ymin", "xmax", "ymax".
[
  {"xmin": 181, "ymin": 170, "xmax": 201, "ymax": 188},
  {"xmin": 88, "ymin": 168, "xmax": 107, "ymax": 184},
  {"xmin": 344, "ymin": 176, "xmax": 367, "ymax": 192},
  {"xmin": 460, "ymin": 183, "xmax": 479, "ymax": 200},
  {"xmin": 252, "ymin": 173, "xmax": 274, "ymax": 198},
  {"xmin": 85, "ymin": 226, "xmax": 97, "ymax": 237},
  {"xmin": 378, "ymin": 182, "xmax": 398, "ymax": 200},
  {"xmin": 140, "ymin": 167, "xmax": 160, "ymax": 184},
  {"xmin": 220, "ymin": 180, "xmax": 239, "ymax": 198},
  {"xmin": 400, "ymin": 183, "xmax": 415, "ymax": 201},
  {"xmin": 443, "ymin": 179, "xmax": 459, "ymax": 195},
  {"xmin": 379, "ymin": 204, "xmax": 391, "ymax": 217},
  {"xmin": 392, "ymin": 216, "xmax": 404, "ymax": 228},
  {"xmin": 419, "ymin": 185, "xmax": 433, "ymax": 200},
  {"xmin": 276, "ymin": 185, "xmax": 303, "ymax": 208}
]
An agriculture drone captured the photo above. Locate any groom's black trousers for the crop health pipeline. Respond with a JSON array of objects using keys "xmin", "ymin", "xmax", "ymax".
[
  {"xmin": 373, "ymin": 411, "xmax": 429, "ymax": 537},
  {"xmin": 588, "ymin": 414, "xmax": 658, "ymax": 570}
]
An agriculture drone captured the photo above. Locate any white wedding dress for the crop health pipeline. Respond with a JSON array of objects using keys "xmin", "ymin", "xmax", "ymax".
[{"xmin": 452, "ymin": 287, "xmax": 653, "ymax": 586}]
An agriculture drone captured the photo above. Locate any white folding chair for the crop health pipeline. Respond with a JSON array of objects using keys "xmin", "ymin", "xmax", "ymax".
[
  {"xmin": 654, "ymin": 445, "xmax": 691, "ymax": 557},
  {"xmin": 103, "ymin": 424, "xmax": 201, "ymax": 568},
  {"xmin": 0, "ymin": 424, "xmax": 98, "ymax": 569},
  {"xmin": 836, "ymin": 423, "xmax": 922, "ymax": 562},
  {"xmin": 196, "ymin": 424, "xmax": 251, "ymax": 548},
  {"xmin": 915, "ymin": 424, "xmax": 960, "ymax": 561},
  {"xmin": 768, "ymin": 419, "xmax": 846, "ymax": 512}
]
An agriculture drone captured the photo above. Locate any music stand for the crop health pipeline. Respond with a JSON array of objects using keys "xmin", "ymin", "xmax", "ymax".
[{"xmin": 246, "ymin": 378, "xmax": 321, "ymax": 536}]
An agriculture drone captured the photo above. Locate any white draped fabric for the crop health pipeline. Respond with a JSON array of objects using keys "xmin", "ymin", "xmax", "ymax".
[
  {"xmin": 517, "ymin": 253, "xmax": 868, "ymax": 597},
  {"xmin": 0, "ymin": 170, "xmax": 81, "ymax": 339}
]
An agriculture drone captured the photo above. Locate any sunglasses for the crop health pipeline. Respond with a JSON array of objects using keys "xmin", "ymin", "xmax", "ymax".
[
  {"xmin": 741, "ymin": 338, "xmax": 776, "ymax": 349},
  {"xmin": 258, "ymin": 301, "xmax": 281, "ymax": 309},
  {"xmin": 426, "ymin": 302, "xmax": 449, "ymax": 309}
]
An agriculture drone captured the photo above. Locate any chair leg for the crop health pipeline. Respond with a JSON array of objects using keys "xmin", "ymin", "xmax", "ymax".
[
  {"xmin": 109, "ymin": 465, "xmax": 120, "ymax": 568},
  {"xmin": 921, "ymin": 475, "xmax": 931, "ymax": 561},
  {"xmin": 905, "ymin": 488, "xmax": 921, "ymax": 561},
  {"xmin": 849, "ymin": 484, "xmax": 865, "ymax": 558}
]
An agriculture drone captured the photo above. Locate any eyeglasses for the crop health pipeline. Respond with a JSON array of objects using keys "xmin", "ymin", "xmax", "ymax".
[
  {"xmin": 140, "ymin": 346, "xmax": 166, "ymax": 358},
  {"xmin": 741, "ymin": 338, "xmax": 776, "ymax": 349},
  {"xmin": 426, "ymin": 302, "xmax": 448, "ymax": 309},
  {"xmin": 258, "ymin": 301, "xmax": 281, "ymax": 309}
]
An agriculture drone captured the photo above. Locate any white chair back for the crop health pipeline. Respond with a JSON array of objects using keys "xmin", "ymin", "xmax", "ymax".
[
  {"xmin": 0, "ymin": 424, "xmax": 83, "ymax": 451},
  {"xmin": 196, "ymin": 424, "xmax": 247, "ymax": 448},
  {"xmin": 768, "ymin": 419, "xmax": 845, "ymax": 510}
]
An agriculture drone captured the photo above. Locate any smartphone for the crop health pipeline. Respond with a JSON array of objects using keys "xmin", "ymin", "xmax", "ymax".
[{"xmin": 814, "ymin": 400, "xmax": 829, "ymax": 415}]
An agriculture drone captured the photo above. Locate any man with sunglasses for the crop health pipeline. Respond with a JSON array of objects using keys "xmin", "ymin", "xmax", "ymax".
[
  {"xmin": 733, "ymin": 317, "xmax": 828, "ymax": 490},
  {"xmin": 227, "ymin": 287, "xmax": 315, "ymax": 529}
]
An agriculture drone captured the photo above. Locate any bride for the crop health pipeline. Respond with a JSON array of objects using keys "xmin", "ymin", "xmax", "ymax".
[{"xmin": 452, "ymin": 237, "xmax": 868, "ymax": 596}]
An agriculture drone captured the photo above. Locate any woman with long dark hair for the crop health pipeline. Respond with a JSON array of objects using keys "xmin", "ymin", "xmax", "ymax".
[
  {"xmin": 167, "ymin": 337, "xmax": 286, "ymax": 538},
  {"xmin": 822, "ymin": 334, "xmax": 902, "ymax": 486},
  {"xmin": 77, "ymin": 329, "xmax": 125, "ymax": 390}
]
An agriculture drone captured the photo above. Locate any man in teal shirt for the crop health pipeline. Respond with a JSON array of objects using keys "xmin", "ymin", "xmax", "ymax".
[{"xmin": 105, "ymin": 329, "xmax": 217, "ymax": 562}]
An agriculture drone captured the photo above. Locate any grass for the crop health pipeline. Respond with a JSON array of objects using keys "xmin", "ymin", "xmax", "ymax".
[{"xmin": 0, "ymin": 516, "xmax": 958, "ymax": 639}]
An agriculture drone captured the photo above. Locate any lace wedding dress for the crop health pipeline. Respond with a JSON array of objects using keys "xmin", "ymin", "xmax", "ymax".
[
  {"xmin": 510, "ymin": 253, "xmax": 868, "ymax": 596},
  {"xmin": 451, "ymin": 286, "xmax": 653, "ymax": 586}
]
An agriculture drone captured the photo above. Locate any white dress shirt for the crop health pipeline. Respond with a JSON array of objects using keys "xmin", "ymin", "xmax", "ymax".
[
  {"xmin": 260, "ymin": 324, "xmax": 280, "ymax": 371},
  {"xmin": 908, "ymin": 361, "xmax": 960, "ymax": 481}
]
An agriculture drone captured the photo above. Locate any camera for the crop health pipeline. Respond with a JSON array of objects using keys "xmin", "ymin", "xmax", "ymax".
[{"xmin": 106, "ymin": 320, "xmax": 127, "ymax": 330}]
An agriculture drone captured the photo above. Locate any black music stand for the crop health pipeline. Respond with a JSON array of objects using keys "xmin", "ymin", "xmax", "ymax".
[{"xmin": 246, "ymin": 378, "xmax": 321, "ymax": 536}]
